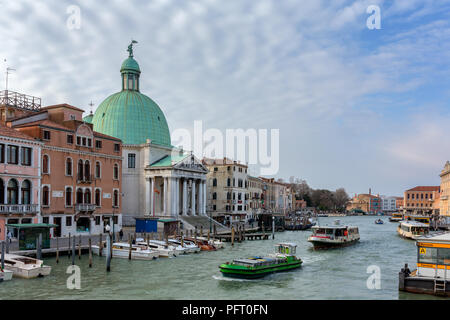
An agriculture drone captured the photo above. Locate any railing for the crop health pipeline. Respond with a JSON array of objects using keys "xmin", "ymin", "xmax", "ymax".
[
  {"xmin": 0, "ymin": 204, "xmax": 39, "ymax": 214},
  {"xmin": 77, "ymin": 174, "xmax": 93, "ymax": 183},
  {"xmin": 0, "ymin": 90, "xmax": 41, "ymax": 110},
  {"xmin": 75, "ymin": 204, "xmax": 96, "ymax": 212}
]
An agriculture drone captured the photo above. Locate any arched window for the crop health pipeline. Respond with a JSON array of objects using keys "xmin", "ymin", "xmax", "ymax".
[
  {"xmin": 78, "ymin": 160, "xmax": 83, "ymax": 181},
  {"xmin": 76, "ymin": 188, "xmax": 83, "ymax": 204},
  {"xmin": 84, "ymin": 189, "xmax": 91, "ymax": 204},
  {"xmin": 66, "ymin": 187, "xmax": 72, "ymax": 206},
  {"xmin": 213, "ymin": 178, "xmax": 217, "ymax": 187},
  {"xmin": 66, "ymin": 158, "xmax": 72, "ymax": 176},
  {"xmin": 84, "ymin": 160, "xmax": 90, "ymax": 181},
  {"xmin": 42, "ymin": 186, "xmax": 49, "ymax": 206},
  {"xmin": 227, "ymin": 178, "xmax": 231, "ymax": 187},
  {"xmin": 21, "ymin": 180, "xmax": 31, "ymax": 204},
  {"xmin": 95, "ymin": 189, "xmax": 101, "ymax": 206},
  {"xmin": 213, "ymin": 192, "xmax": 217, "ymax": 200},
  {"xmin": 95, "ymin": 161, "xmax": 101, "ymax": 178},
  {"xmin": 42, "ymin": 155, "xmax": 49, "ymax": 174},
  {"xmin": 7, "ymin": 179, "xmax": 19, "ymax": 204},
  {"xmin": 0, "ymin": 179, "xmax": 4, "ymax": 204},
  {"xmin": 113, "ymin": 190, "xmax": 119, "ymax": 207},
  {"xmin": 113, "ymin": 164, "xmax": 119, "ymax": 180},
  {"xmin": 227, "ymin": 192, "xmax": 231, "ymax": 200}
]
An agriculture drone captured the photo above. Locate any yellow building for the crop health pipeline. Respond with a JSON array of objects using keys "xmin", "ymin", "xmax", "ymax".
[{"xmin": 439, "ymin": 161, "xmax": 450, "ymax": 216}]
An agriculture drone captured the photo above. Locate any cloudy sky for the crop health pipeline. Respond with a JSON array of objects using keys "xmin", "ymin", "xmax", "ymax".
[{"xmin": 1, "ymin": 0, "xmax": 450, "ymax": 196}]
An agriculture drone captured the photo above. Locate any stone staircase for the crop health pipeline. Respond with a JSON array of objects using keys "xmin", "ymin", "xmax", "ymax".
[{"xmin": 179, "ymin": 215, "xmax": 230, "ymax": 234}]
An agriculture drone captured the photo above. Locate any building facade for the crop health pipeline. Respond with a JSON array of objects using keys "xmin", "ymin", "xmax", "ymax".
[
  {"xmin": 440, "ymin": 161, "xmax": 450, "ymax": 217},
  {"xmin": 10, "ymin": 104, "xmax": 123, "ymax": 237},
  {"xmin": 0, "ymin": 124, "xmax": 43, "ymax": 240},
  {"xmin": 381, "ymin": 196, "xmax": 397, "ymax": 212},
  {"xmin": 403, "ymin": 186, "xmax": 440, "ymax": 215},
  {"xmin": 346, "ymin": 193, "xmax": 382, "ymax": 214},
  {"xmin": 248, "ymin": 176, "xmax": 263, "ymax": 220}
]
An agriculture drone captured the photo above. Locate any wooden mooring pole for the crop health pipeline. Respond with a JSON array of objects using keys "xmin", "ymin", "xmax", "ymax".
[
  {"xmin": 56, "ymin": 237, "xmax": 59, "ymax": 264},
  {"xmin": 128, "ymin": 234, "xmax": 132, "ymax": 260},
  {"xmin": 88, "ymin": 238, "xmax": 92, "ymax": 268},
  {"xmin": 231, "ymin": 226, "xmax": 235, "ymax": 246},
  {"xmin": 68, "ymin": 233, "xmax": 71, "ymax": 259},
  {"xmin": 106, "ymin": 234, "xmax": 111, "ymax": 272},
  {"xmin": 78, "ymin": 235, "xmax": 82, "ymax": 260},
  {"xmin": 71, "ymin": 237, "xmax": 75, "ymax": 266},
  {"xmin": 1, "ymin": 241, "xmax": 5, "ymax": 270},
  {"xmin": 99, "ymin": 233, "xmax": 103, "ymax": 257}
]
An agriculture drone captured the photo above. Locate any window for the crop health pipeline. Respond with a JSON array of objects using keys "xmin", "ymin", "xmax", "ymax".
[
  {"xmin": 213, "ymin": 178, "xmax": 217, "ymax": 187},
  {"xmin": 113, "ymin": 190, "xmax": 119, "ymax": 207},
  {"xmin": 21, "ymin": 180, "xmax": 31, "ymax": 204},
  {"xmin": 95, "ymin": 140, "xmax": 102, "ymax": 149},
  {"xmin": 42, "ymin": 217, "xmax": 49, "ymax": 224},
  {"xmin": 213, "ymin": 205, "xmax": 217, "ymax": 211},
  {"xmin": 214, "ymin": 167, "xmax": 218, "ymax": 171},
  {"xmin": 7, "ymin": 145, "xmax": 18, "ymax": 164},
  {"xmin": 0, "ymin": 144, "xmax": 4, "ymax": 163},
  {"xmin": 42, "ymin": 155, "xmax": 49, "ymax": 174},
  {"xmin": 418, "ymin": 247, "xmax": 437, "ymax": 264},
  {"xmin": 43, "ymin": 130, "xmax": 51, "ymax": 140},
  {"xmin": 78, "ymin": 160, "xmax": 83, "ymax": 180},
  {"xmin": 66, "ymin": 158, "xmax": 72, "ymax": 176},
  {"xmin": 21, "ymin": 147, "xmax": 32, "ymax": 166},
  {"xmin": 227, "ymin": 178, "xmax": 231, "ymax": 187},
  {"xmin": 66, "ymin": 216, "xmax": 72, "ymax": 227},
  {"xmin": 128, "ymin": 153, "xmax": 136, "ymax": 168},
  {"xmin": 95, "ymin": 189, "xmax": 101, "ymax": 206},
  {"xmin": 66, "ymin": 187, "xmax": 72, "ymax": 206},
  {"xmin": 42, "ymin": 186, "xmax": 50, "ymax": 206},
  {"xmin": 212, "ymin": 192, "xmax": 217, "ymax": 200},
  {"xmin": 114, "ymin": 144, "xmax": 120, "ymax": 152},
  {"xmin": 87, "ymin": 138, "xmax": 92, "ymax": 147},
  {"xmin": 114, "ymin": 164, "xmax": 119, "ymax": 180},
  {"xmin": 7, "ymin": 179, "xmax": 19, "ymax": 204},
  {"xmin": 84, "ymin": 189, "xmax": 91, "ymax": 204},
  {"xmin": 95, "ymin": 162, "xmax": 101, "ymax": 178},
  {"xmin": 67, "ymin": 135, "xmax": 74, "ymax": 144},
  {"xmin": 82, "ymin": 137, "xmax": 86, "ymax": 146},
  {"xmin": 113, "ymin": 216, "xmax": 118, "ymax": 225},
  {"xmin": 77, "ymin": 136, "xmax": 81, "ymax": 145},
  {"xmin": 76, "ymin": 188, "xmax": 83, "ymax": 204},
  {"xmin": 227, "ymin": 192, "xmax": 231, "ymax": 200},
  {"xmin": 84, "ymin": 161, "xmax": 90, "ymax": 181},
  {"xmin": 95, "ymin": 216, "xmax": 100, "ymax": 225}
]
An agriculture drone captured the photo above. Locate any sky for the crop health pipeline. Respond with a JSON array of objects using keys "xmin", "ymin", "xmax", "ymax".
[{"xmin": 1, "ymin": 0, "xmax": 450, "ymax": 197}]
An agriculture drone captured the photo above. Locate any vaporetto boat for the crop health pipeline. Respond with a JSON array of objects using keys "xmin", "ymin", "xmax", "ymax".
[
  {"xmin": 397, "ymin": 221, "xmax": 430, "ymax": 240},
  {"xmin": 389, "ymin": 212, "xmax": 403, "ymax": 222},
  {"xmin": 2, "ymin": 254, "xmax": 51, "ymax": 279},
  {"xmin": 307, "ymin": 222, "xmax": 360, "ymax": 249},
  {"xmin": 219, "ymin": 243, "xmax": 302, "ymax": 279},
  {"xmin": 92, "ymin": 242, "xmax": 159, "ymax": 260}
]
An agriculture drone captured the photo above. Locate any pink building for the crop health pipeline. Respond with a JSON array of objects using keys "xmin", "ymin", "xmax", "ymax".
[{"xmin": 0, "ymin": 124, "xmax": 43, "ymax": 241}]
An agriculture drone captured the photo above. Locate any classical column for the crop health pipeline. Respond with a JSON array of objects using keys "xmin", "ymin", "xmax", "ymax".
[
  {"xmin": 163, "ymin": 177, "xmax": 167, "ymax": 216},
  {"xmin": 191, "ymin": 179, "xmax": 196, "ymax": 216},
  {"xmin": 145, "ymin": 178, "xmax": 151, "ymax": 215},
  {"xmin": 198, "ymin": 180, "xmax": 203, "ymax": 217},
  {"xmin": 150, "ymin": 177, "xmax": 154, "ymax": 216},
  {"xmin": 174, "ymin": 177, "xmax": 179, "ymax": 216},
  {"xmin": 203, "ymin": 181, "xmax": 207, "ymax": 215},
  {"xmin": 182, "ymin": 179, "xmax": 187, "ymax": 216}
]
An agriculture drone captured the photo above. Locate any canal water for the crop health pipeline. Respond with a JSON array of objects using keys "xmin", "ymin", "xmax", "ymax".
[{"xmin": 0, "ymin": 216, "xmax": 445, "ymax": 299}]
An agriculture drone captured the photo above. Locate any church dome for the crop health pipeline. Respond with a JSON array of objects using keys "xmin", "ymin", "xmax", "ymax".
[
  {"xmin": 92, "ymin": 42, "xmax": 171, "ymax": 147},
  {"xmin": 83, "ymin": 112, "xmax": 93, "ymax": 124}
]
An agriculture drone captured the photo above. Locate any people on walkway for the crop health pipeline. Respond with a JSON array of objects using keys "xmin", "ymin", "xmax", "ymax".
[
  {"xmin": 7, "ymin": 230, "xmax": 12, "ymax": 243},
  {"xmin": 119, "ymin": 229, "xmax": 123, "ymax": 241}
]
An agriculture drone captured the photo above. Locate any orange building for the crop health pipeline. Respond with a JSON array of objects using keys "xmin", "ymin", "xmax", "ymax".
[
  {"xmin": 403, "ymin": 186, "xmax": 440, "ymax": 215},
  {"xmin": 9, "ymin": 103, "xmax": 122, "ymax": 237}
]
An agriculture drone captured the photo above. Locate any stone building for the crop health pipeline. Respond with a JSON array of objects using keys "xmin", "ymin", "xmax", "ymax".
[
  {"xmin": 439, "ymin": 161, "xmax": 450, "ymax": 217},
  {"xmin": 403, "ymin": 186, "xmax": 440, "ymax": 215}
]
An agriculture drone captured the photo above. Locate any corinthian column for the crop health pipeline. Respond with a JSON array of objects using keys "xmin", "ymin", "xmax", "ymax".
[{"xmin": 191, "ymin": 180, "xmax": 196, "ymax": 216}]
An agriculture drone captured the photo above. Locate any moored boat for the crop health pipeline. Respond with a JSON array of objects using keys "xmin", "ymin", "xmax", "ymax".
[
  {"xmin": 168, "ymin": 238, "xmax": 200, "ymax": 253},
  {"xmin": 397, "ymin": 221, "xmax": 430, "ymax": 240},
  {"xmin": 3, "ymin": 254, "xmax": 51, "ymax": 279},
  {"xmin": 135, "ymin": 240, "xmax": 176, "ymax": 258},
  {"xmin": 389, "ymin": 212, "xmax": 403, "ymax": 222},
  {"xmin": 307, "ymin": 222, "xmax": 360, "ymax": 249},
  {"xmin": 219, "ymin": 243, "xmax": 302, "ymax": 279},
  {"xmin": 399, "ymin": 232, "xmax": 450, "ymax": 297},
  {"xmin": 92, "ymin": 242, "xmax": 159, "ymax": 260},
  {"xmin": 196, "ymin": 236, "xmax": 224, "ymax": 249},
  {"xmin": 185, "ymin": 237, "xmax": 216, "ymax": 251},
  {"xmin": 0, "ymin": 269, "xmax": 13, "ymax": 281}
]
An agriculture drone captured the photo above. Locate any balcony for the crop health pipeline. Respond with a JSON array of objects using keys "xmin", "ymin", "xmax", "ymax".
[
  {"xmin": 0, "ymin": 204, "xmax": 39, "ymax": 214},
  {"xmin": 77, "ymin": 174, "xmax": 93, "ymax": 184},
  {"xmin": 75, "ymin": 204, "xmax": 96, "ymax": 212}
]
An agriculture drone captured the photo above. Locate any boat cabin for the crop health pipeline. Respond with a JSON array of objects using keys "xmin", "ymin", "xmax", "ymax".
[
  {"xmin": 405, "ymin": 215, "xmax": 431, "ymax": 225},
  {"xmin": 311, "ymin": 225, "xmax": 359, "ymax": 238},
  {"xmin": 392, "ymin": 213, "xmax": 403, "ymax": 219},
  {"xmin": 275, "ymin": 243, "xmax": 297, "ymax": 255},
  {"xmin": 399, "ymin": 221, "xmax": 430, "ymax": 237},
  {"xmin": 415, "ymin": 233, "xmax": 450, "ymax": 278}
]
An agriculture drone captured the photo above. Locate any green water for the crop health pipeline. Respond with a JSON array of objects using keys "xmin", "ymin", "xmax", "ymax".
[{"xmin": 0, "ymin": 216, "xmax": 445, "ymax": 299}]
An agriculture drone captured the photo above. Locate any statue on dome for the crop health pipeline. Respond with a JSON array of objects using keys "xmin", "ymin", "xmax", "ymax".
[{"xmin": 127, "ymin": 40, "xmax": 138, "ymax": 57}]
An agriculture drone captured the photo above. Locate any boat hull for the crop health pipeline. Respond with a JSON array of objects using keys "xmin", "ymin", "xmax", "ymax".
[
  {"xmin": 308, "ymin": 238, "xmax": 359, "ymax": 250},
  {"xmin": 0, "ymin": 270, "xmax": 13, "ymax": 281},
  {"xmin": 219, "ymin": 261, "xmax": 302, "ymax": 279},
  {"xmin": 7, "ymin": 265, "xmax": 51, "ymax": 279},
  {"xmin": 91, "ymin": 246, "xmax": 159, "ymax": 260},
  {"xmin": 399, "ymin": 271, "xmax": 450, "ymax": 297}
]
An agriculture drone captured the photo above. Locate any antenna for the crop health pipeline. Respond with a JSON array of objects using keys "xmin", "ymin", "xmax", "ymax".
[
  {"xmin": 5, "ymin": 66, "xmax": 16, "ymax": 91},
  {"xmin": 88, "ymin": 101, "xmax": 94, "ymax": 114}
]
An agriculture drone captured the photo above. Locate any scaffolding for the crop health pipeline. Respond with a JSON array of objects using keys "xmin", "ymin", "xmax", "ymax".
[{"xmin": 0, "ymin": 90, "xmax": 41, "ymax": 111}]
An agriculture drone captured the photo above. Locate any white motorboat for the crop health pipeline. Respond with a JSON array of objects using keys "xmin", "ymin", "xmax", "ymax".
[
  {"xmin": 308, "ymin": 221, "xmax": 360, "ymax": 249},
  {"xmin": 196, "ymin": 236, "xmax": 224, "ymax": 249},
  {"xmin": 168, "ymin": 239, "xmax": 201, "ymax": 253},
  {"xmin": 135, "ymin": 239, "xmax": 177, "ymax": 258},
  {"xmin": 0, "ymin": 269, "xmax": 14, "ymax": 281},
  {"xmin": 3, "ymin": 254, "xmax": 51, "ymax": 279},
  {"xmin": 148, "ymin": 240, "xmax": 186, "ymax": 255},
  {"xmin": 92, "ymin": 242, "xmax": 159, "ymax": 260}
]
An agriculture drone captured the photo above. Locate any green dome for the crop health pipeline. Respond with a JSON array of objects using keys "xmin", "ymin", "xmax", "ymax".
[
  {"xmin": 92, "ymin": 90, "xmax": 171, "ymax": 146},
  {"xmin": 83, "ymin": 113, "xmax": 93, "ymax": 124},
  {"xmin": 120, "ymin": 57, "xmax": 140, "ymax": 73}
]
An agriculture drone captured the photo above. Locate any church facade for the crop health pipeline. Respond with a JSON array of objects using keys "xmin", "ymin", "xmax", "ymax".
[{"xmin": 87, "ymin": 42, "xmax": 208, "ymax": 225}]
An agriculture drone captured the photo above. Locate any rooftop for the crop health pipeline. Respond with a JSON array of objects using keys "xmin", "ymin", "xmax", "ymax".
[
  {"xmin": 406, "ymin": 186, "xmax": 440, "ymax": 192},
  {"xmin": 0, "ymin": 123, "xmax": 36, "ymax": 141}
]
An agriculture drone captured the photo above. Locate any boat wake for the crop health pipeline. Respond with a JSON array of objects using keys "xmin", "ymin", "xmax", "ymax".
[{"xmin": 212, "ymin": 275, "xmax": 255, "ymax": 282}]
